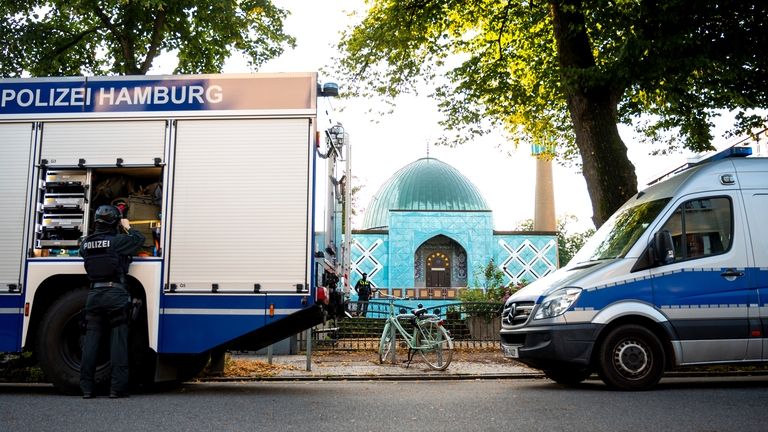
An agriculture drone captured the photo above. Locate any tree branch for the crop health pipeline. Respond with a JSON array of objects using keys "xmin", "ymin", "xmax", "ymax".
[
  {"xmin": 139, "ymin": 8, "xmax": 167, "ymax": 74},
  {"xmin": 90, "ymin": 3, "xmax": 134, "ymax": 72},
  {"xmin": 497, "ymin": 1, "xmax": 514, "ymax": 60},
  {"xmin": 51, "ymin": 26, "xmax": 100, "ymax": 58}
]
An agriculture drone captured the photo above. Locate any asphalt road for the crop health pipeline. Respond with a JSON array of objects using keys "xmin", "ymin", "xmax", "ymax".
[{"xmin": 2, "ymin": 376, "xmax": 768, "ymax": 432}]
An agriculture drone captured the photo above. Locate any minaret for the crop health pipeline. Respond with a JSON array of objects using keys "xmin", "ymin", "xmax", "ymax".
[{"xmin": 532, "ymin": 145, "xmax": 556, "ymax": 232}]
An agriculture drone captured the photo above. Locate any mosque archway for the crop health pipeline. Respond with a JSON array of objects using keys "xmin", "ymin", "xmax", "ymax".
[
  {"xmin": 426, "ymin": 251, "xmax": 450, "ymax": 288},
  {"xmin": 414, "ymin": 235, "xmax": 467, "ymax": 290}
]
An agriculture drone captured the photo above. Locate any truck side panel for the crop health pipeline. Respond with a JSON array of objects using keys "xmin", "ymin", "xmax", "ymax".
[
  {"xmin": 158, "ymin": 293, "xmax": 311, "ymax": 353},
  {"xmin": 40, "ymin": 120, "xmax": 166, "ymax": 167},
  {"xmin": 159, "ymin": 293, "xmax": 267, "ymax": 353},
  {"xmin": 0, "ymin": 123, "xmax": 34, "ymax": 351},
  {"xmin": 166, "ymin": 118, "xmax": 312, "ymax": 292}
]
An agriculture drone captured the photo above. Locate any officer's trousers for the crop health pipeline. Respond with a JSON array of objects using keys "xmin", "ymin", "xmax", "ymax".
[
  {"xmin": 80, "ymin": 286, "xmax": 130, "ymax": 395},
  {"xmin": 358, "ymin": 298, "xmax": 370, "ymax": 317}
]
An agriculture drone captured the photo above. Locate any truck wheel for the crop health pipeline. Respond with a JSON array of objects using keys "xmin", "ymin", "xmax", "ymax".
[
  {"xmin": 596, "ymin": 324, "xmax": 665, "ymax": 390},
  {"xmin": 35, "ymin": 288, "xmax": 109, "ymax": 395},
  {"xmin": 543, "ymin": 365, "xmax": 592, "ymax": 386}
]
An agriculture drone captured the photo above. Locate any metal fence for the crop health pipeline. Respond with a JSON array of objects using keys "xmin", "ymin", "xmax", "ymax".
[{"xmin": 297, "ymin": 300, "xmax": 504, "ymax": 351}]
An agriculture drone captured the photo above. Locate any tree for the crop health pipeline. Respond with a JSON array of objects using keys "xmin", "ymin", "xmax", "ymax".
[
  {"xmin": 517, "ymin": 216, "xmax": 594, "ymax": 267},
  {"xmin": 471, "ymin": 259, "xmax": 506, "ymax": 292},
  {"xmin": 340, "ymin": 176, "xmax": 364, "ymax": 231},
  {"xmin": 331, "ymin": 0, "xmax": 768, "ymax": 227},
  {"xmin": 0, "ymin": 0, "xmax": 295, "ymax": 77}
]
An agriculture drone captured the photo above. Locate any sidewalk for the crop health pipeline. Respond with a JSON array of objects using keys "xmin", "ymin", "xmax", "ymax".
[
  {"xmin": 204, "ymin": 350, "xmax": 543, "ymax": 381},
  {"xmin": 204, "ymin": 350, "xmax": 768, "ymax": 382}
]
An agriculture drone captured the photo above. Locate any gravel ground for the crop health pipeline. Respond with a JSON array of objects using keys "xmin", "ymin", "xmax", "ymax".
[{"xmin": 219, "ymin": 348, "xmax": 539, "ymax": 379}]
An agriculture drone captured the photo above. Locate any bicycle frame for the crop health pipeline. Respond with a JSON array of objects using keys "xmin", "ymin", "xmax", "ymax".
[{"xmin": 378, "ymin": 293, "xmax": 451, "ymax": 368}]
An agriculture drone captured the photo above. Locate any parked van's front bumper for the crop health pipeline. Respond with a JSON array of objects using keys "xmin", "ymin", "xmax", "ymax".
[{"xmin": 500, "ymin": 323, "xmax": 602, "ymax": 370}]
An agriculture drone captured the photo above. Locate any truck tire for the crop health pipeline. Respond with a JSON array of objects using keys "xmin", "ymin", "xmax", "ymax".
[
  {"xmin": 35, "ymin": 288, "xmax": 109, "ymax": 395},
  {"xmin": 596, "ymin": 324, "xmax": 665, "ymax": 390},
  {"xmin": 543, "ymin": 365, "xmax": 592, "ymax": 386}
]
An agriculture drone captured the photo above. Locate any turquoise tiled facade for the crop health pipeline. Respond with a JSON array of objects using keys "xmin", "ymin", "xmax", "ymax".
[
  {"xmin": 494, "ymin": 234, "xmax": 558, "ymax": 284},
  {"xmin": 348, "ymin": 158, "xmax": 558, "ymax": 294},
  {"xmin": 387, "ymin": 211, "xmax": 494, "ymax": 288},
  {"xmin": 350, "ymin": 228, "xmax": 557, "ymax": 290},
  {"xmin": 350, "ymin": 233, "xmax": 389, "ymax": 290}
]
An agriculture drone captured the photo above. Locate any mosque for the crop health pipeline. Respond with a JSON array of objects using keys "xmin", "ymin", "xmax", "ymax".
[{"xmin": 348, "ymin": 157, "xmax": 558, "ymax": 301}]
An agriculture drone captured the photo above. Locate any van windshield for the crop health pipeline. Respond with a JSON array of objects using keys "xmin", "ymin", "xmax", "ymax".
[{"xmin": 571, "ymin": 198, "xmax": 671, "ymax": 264}]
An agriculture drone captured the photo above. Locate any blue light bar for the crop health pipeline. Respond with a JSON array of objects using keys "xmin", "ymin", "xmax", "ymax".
[
  {"xmin": 697, "ymin": 146, "xmax": 753, "ymax": 165},
  {"xmin": 647, "ymin": 145, "xmax": 754, "ymax": 185}
]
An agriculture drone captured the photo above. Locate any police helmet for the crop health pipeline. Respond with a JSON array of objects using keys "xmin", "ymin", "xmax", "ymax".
[{"xmin": 94, "ymin": 205, "xmax": 121, "ymax": 225}]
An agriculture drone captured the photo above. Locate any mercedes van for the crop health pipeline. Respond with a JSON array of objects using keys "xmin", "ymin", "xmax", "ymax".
[{"xmin": 500, "ymin": 146, "xmax": 767, "ymax": 390}]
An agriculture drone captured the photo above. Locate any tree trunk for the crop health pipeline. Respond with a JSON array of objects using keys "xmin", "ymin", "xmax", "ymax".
[{"xmin": 550, "ymin": 0, "xmax": 638, "ymax": 228}]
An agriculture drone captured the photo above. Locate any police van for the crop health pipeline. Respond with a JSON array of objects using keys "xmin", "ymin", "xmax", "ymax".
[
  {"xmin": 500, "ymin": 146, "xmax": 768, "ymax": 390},
  {"xmin": 0, "ymin": 74, "xmax": 346, "ymax": 393}
]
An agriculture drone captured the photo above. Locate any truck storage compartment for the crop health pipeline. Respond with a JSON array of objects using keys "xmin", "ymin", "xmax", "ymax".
[
  {"xmin": 88, "ymin": 168, "xmax": 163, "ymax": 256},
  {"xmin": 35, "ymin": 170, "xmax": 87, "ymax": 253},
  {"xmin": 33, "ymin": 167, "xmax": 163, "ymax": 257}
]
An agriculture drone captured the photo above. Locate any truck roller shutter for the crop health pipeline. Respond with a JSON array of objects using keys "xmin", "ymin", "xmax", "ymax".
[
  {"xmin": 40, "ymin": 120, "xmax": 166, "ymax": 167},
  {"xmin": 168, "ymin": 118, "xmax": 311, "ymax": 292},
  {"xmin": 0, "ymin": 123, "xmax": 33, "ymax": 291}
]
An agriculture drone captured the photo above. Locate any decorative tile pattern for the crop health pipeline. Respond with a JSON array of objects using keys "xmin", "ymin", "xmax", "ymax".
[
  {"xmin": 496, "ymin": 236, "xmax": 557, "ymax": 284},
  {"xmin": 350, "ymin": 234, "xmax": 388, "ymax": 289},
  {"xmin": 350, "ymin": 219, "xmax": 557, "ymax": 290}
]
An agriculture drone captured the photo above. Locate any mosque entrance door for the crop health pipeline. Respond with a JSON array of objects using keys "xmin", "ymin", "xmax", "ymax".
[{"xmin": 426, "ymin": 252, "xmax": 451, "ymax": 287}]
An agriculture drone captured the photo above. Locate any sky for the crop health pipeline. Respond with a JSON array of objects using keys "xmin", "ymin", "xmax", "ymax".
[{"xmin": 153, "ymin": 0, "xmax": 745, "ymax": 233}]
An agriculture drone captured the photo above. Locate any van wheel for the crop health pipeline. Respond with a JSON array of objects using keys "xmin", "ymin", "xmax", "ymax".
[
  {"xmin": 36, "ymin": 288, "xmax": 110, "ymax": 395},
  {"xmin": 596, "ymin": 324, "xmax": 665, "ymax": 390},
  {"xmin": 543, "ymin": 365, "xmax": 592, "ymax": 386}
]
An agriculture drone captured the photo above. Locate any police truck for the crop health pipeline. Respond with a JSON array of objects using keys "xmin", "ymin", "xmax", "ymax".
[{"xmin": 0, "ymin": 73, "xmax": 346, "ymax": 393}]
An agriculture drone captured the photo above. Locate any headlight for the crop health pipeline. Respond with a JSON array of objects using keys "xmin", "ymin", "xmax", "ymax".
[{"xmin": 534, "ymin": 287, "xmax": 582, "ymax": 320}]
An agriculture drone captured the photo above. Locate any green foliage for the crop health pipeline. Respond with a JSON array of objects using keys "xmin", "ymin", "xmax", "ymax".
[
  {"xmin": 0, "ymin": 352, "xmax": 44, "ymax": 383},
  {"xmin": 335, "ymin": 0, "xmax": 767, "ymax": 155},
  {"xmin": 470, "ymin": 259, "xmax": 505, "ymax": 291},
  {"xmin": 332, "ymin": 0, "xmax": 768, "ymax": 226},
  {"xmin": 518, "ymin": 216, "xmax": 595, "ymax": 267},
  {"xmin": 341, "ymin": 176, "xmax": 364, "ymax": 231},
  {"xmin": 461, "ymin": 259, "xmax": 528, "ymax": 318},
  {"xmin": 459, "ymin": 279, "xmax": 528, "ymax": 320},
  {"xmin": 1, "ymin": 0, "xmax": 295, "ymax": 76},
  {"xmin": 559, "ymin": 226, "xmax": 594, "ymax": 267}
]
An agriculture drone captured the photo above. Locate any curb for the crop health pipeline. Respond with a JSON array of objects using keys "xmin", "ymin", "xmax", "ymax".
[
  {"xmin": 200, "ymin": 372, "xmax": 545, "ymax": 382},
  {"xmin": 200, "ymin": 369, "xmax": 768, "ymax": 382}
]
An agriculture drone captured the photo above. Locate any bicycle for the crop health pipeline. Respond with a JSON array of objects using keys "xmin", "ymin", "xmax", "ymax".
[{"xmin": 377, "ymin": 292, "xmax": 453, "ymax": 370}]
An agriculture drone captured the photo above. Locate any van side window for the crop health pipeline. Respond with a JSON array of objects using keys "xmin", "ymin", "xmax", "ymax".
[{"xmin": 659, "ymin": 197, "xmax": 732, "ymax": 261}]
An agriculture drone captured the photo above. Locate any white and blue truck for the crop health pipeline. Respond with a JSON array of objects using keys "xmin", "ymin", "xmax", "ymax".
[
  {"xmin": 0, "ymin": 73, "xmax": 345, "ymax": 393},
  {"xmin": 501, "ymin": 146, "xmax": 768, "ymax": 389}
]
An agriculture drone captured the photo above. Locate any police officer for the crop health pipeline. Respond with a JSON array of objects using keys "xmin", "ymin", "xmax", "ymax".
[
  {"xmin": 354, "ymin": 273, "xmax": 372, "ymax": 317},
  {"xmin": 79, "ymin": 205, "xmax": 144, "ymax": 399}
]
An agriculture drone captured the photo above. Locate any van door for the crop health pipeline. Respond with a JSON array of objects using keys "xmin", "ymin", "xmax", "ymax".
[
  {"xmin": 649, "ymin": 193, "xmax": 754, "ymax": 364},
  {"xmin": 742, "ymin": 192, "xmax": 768, "ymax": 360}
]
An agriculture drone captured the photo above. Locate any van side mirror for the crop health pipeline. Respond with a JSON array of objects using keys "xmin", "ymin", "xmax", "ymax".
[{"xmin": 653, "ymin": 230, "xmax": 675, "ymax": 265}]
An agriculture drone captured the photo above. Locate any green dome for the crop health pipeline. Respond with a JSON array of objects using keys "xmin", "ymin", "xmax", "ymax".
[{"xmin": 362, "ymin": 157, "xmax": 490, "ymax": 229}]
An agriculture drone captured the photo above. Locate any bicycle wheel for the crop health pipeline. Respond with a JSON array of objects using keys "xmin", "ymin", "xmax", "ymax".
[
  {"xmin": 379, "ymin": 322, "xmax": 395, "ymax": 364},
  {"xmin": 416, "ymin": 319, "xmax": 453, "ymax": 371}
]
